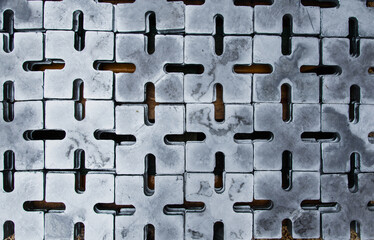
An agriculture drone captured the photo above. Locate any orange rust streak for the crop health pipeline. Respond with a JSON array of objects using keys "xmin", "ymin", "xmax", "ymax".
[{"xmin": 98, "ymin": 63, "xmax": 136, "ymax": 73}]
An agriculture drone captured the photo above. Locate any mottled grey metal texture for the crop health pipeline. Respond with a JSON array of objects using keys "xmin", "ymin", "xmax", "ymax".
[
  {"xmin": 0, "ymin": 0, "xmax": 42, "ymax": 29},
  {"xmin": 0, "ymin": 102, "xmax": 43, "ymax": 170},
  {"xmin": 322, "ymin": 104, "xmax": 374, "ymax": 173},
  {"xmin": 45, "ymin": 173, "xmax": 114, "ymax": 240},
  {"xmin": 115, "ymin": 34, "xmax": 183, "ymax": 103},
  {"xmin": 254, "ymin": 0, "xmax": 320, "ymax": 34},
  {"xmin": 185, "ymin": 35, "xmax": 252, "ymax": 103},
  {"xmin": 253, "ymin": 35, "xmax": 319, "ymax": 103},
  {"xmin": 115, "ymin": 175, "xmax": 184, "ymax": 240},
  {"xmin": 254, "ymin": 171, "xmax": 320, "ymax": 239},
  {"xmin": 186, "ymin": 0, "xmax": 253, "ymax": 34},
  {"xmin": 321, "ymin": 174, "xmax": 374, "ymax": 240},
  {"xmin": 186, "ymin": 104, "xmax": 253, "ymax": 172},
  {"xmin": 254, "ymin": 103, "xmax": 320, "ymax": 171},
  {"xmin": 45, "ymin": 101, "xmax": 114, "ymax": 169},
  {"xmin": 185, "ymin": 173, "xmax": 253, "ymax": 240},
  {"xmin": 322, "ymin": 38, "xmax": 374, "ymax": 104},
  {"xmin": 0, "ymin": 172, "xmax": 43, "ymax": 240},
  {"xmin": 45, "ymin": 31, "xmax": 114, "ymax": 99},
  {"xmin": 115, "ymin": 0, "xmax": 184, "ymax": 32},
  {"xmin": 116, "ymin": 105, "xmax": 185, "ymax": 174},
  {"xmin": 44, "ymin": 0, "xmax": 113, "ymax": 30},
  {"xmin": 0, "ymin": 32, "xmax": 43, "ymax": 100},
  {"xmin": 321, "ymin": 0, "xmax": 374, "ymax": 37}
]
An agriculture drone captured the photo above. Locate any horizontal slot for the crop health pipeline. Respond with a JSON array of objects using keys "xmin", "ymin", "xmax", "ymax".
[
  {"xmin": 233, "ymin": 64, "xmax": 272, "ymax": 74},
  {"xmin": 93, "ymin": 61, "xmax": 136, "ymax": 73}
]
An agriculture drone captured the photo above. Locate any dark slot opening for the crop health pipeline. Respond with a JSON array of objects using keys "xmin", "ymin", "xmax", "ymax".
[
  {"xmin": 145, "ymin": 83, "xmax": 157, "ymax": 124},
  {"xmin": 300, "ymin": 200, "xmax": 339, "ymax": 212},
  {"xmin": 93, "ymin": 61, "xmax": 136, "ymax": 73},
  {"xmin": 3, "ymin": 81, "xmax": 14, "ymax": 122},
  {"xmin": 348, "ymin": 152, "xmax": 360, "ymax": 193},
  {"xmin": 233, "ymin": 200, "xmax": 273, "ymax": 212},
  {"xmin": 145, "ymin": 12, "xmax": 157, "ymax": 55},
  {"xmin": 281, "ymin": 84, "xmax": 292, "ymax": 122},
  {"xmin": 281, "ymin": 151, "xmax": 292, "ymax": 191},
  {"xmin": 3, "ymin": 10, "xmax": 14, "ymax": 53},
  {"xmin": 214, "ymin": 15, "xmax": 224, "ymax": 56},
  {"xmin": 93, "ymin": 130, "xmax": 136, "ymax": 144},
  {"xmin": 350, "ymin": 221, "xmax": 361, "ymax": 240},
  {"xmin": 23, "ymin": 130, "xmax": 66, "ymax": 140},
  {"xmin": 213, "ymin": 84, "xmax": 224, "ymax": 122},
  {"xmin": 144, "ymin": 154, "xmax": 156, "ymax": 196},
  {"xmin": 73, "ymin": 11, "xmax": 85, "ymax": 51},
  {"xmin": 348, "ymin": 17, "xmax": 360, "ymax": 57},
  {"xmin": 164, "ymin": 132, "xmax": 206, "ymax": 143},
  {"xmin": 164, "ymin": 64, "xmax": 204, "ymax": 75},
  {"xmin": 73, "ymin": 79, "xmax": 86, "ymax": 121},
  {"xmin": 94, "ymin": 203, "xmax": 136, "ymax": 215},
  {"xmin": 300, "ymin": 132, "xmax": 339, "ymax": 142},
  {"xmin": 167, "ymin": 0, "xmax": 205, "ymax": 5},
  {"xmin": 300, "ymin": 65, "xmax": 342, "ymax": 75},
  {"xmin": 281, "ymin": 14, "xmax": 292, "ymax": 56},
  {"xmin": 349, "ymin": 85, "xmax": 360, "ymax": 123},
  {"xmin": 163, "ymin": 201, "xmax": 205, "ymax": 214},
  {"xmin": 282, "ymin": 219, "xmax": 292, "ymax": 238},
  {"xmin": 3, "ymin": 150, "xmax": 15, "ymax": 193},
  {"xmin": 233, "ymin": 64, "xmax": 273, "ymax": 74},
  {"xmin": 301, "ymin": 0, "xmax": 338, "ymax": 7},
  {"xmin": 23, "ymin": 201, "xmax": 66, "ymax": 212},
  {"xmin": 23, "ymin": 59, "xmax": 65, "ymax": 71},
  {"xmin": 74, "ymin": 222, "xmax": 85, "ymax": 240},
  {"xmin": 233, "ymin": 131, "xmax": 273, "ymax": 142},
  {"xmin": 233, "ymin": 0, "xmax": 273, "ymax": 6},
  {"xmin": 74, "ymin": 149, "xmax": 86, "ymax": 193},
  {"xmin": 369, "ymin": 132, "xmax": 374, "ymax": 144},
  {"xmin": 214, "ymin": 152, "xmax": 225, "ymax": 193},
  {"xmin": 98, "ymin": 0, "xmax": 136, "ymax": 3},
  {"xmin": 144, "ymin": 224, "xmax": 155, "ymax": 240},
  {"xmin": 368, "ymin": 0, "xmax": 374, "ymax": 7},
  {"xmin": 213, "ymin": 222, "xmax": 224, "ymax": 240},
  {"xmin": 3, "ymin": 221, "xmax": 14, "ymax": 240}
]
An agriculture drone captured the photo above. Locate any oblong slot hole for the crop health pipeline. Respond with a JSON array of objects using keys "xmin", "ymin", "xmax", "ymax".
[
  {"xmin": 73, "ymin": 10, "xmax": 85, "ymax": 51},
  {"xmin": 3, "ymin": 81, "xmax": 14, "ymax": 122},
  {"xmin": 23, "ymin": 59, "xmax": 65, "ymax": 72},
  {"xmin": 233, "ymin": 64, "xmax": 273, "ymax": 74},
  {"xmin": 300, "ymin": 132, "xmax": 339, "ymax": 142},
  {"xmin": 234, "ymin": 0, "xmax": 273, "ymax": 6},
  {"xmin": 144, "ymin": 224, "xmax": 155, "ymax": 240},
  {"xmin": 213, "ymin": 222, "xmax": 224, "ymax": 240},
  {"xmin": 368, "ymin": 132, "xmax": 374, "ymax": 144},
  {"xmin": 3, "ymin": 150, "xmax": 15, "ymax": 193},
  {"xmin": 213, "ymin": 84, "xmax": 224, "ymax": 122},
  {"xmin": 74, "ymin": 222, "xmax": 85, "ymax": 240},
  {"xmin": 98, "ymin": 0, "xmax": 136, "ymax": 3},
  {"xmin": 93, "ymin": 130, "xmax": 136, "ymax": 144},
  {"xmin": 145, "ymin": 154, "xmax": 156, "ymax": 196},
  {"xmin": 348, "ymin": 152, "xmax": 360, "ymax": 193},
  {"xmin": 301, "ymin": 0, "xmax": 338, "ymax": 7},
  {"xmin": 349, "ymin": 84, "xmax": 360, "ymax": 123},
  {"xmin": 233, "ymin": 131, "xmax": 273, "ymax": 143},
  {"xmin": 3, "ymin": 10, "xmax": 14, "ymax": 53},
  {"xmin": 145, "ymin": 83, "xmax": 157, "ymax": 124},
  {"xmin": 3, "ymin": 221, "xmax": 14, "ymax": 240},
  {"xmin": 164, "ymin": 201, "xmax": 205, "ymax": 214},
  {"xmin": 23, "ymin": 130, "xmax": 66, "ymax": 140},
  {"xmin": 23, "ymin": 201, "xmax": 66, "ymax": 212},
  {"xmin": 214, "ymin": 15, "xmax": 224, "ymax": 56},
  {"xmin": 73, "ymin": 79, "xmax": 85, "ymax": 121},
  {"xmin": 300, "ymin": 65, "xmax": 342, "ymax": 75},
  {"xmin": 281, "ymin": 14, "xmax": 292, "ymax": 56},
  {"xmin": 164, "ymin": 64, "xmax": 204, "ymax": 74},
  {"xmin": 74, "ymin": 149, "xmax": 86, "ymax": 194},
  {"xmin": 282, "ymin": 219, "xmax": 292, "ymax": 237},
  {"xmin": 164, "ymin": 132, "xmax": 206, "ymax": 143},
  {"xmin": 145, "ymin": 12, "xmax": 156, "ymax": 55},
  {"xmin": 348, "ymin": 17, "xmax": 360, "ymax": 57},
  {"xmin": 281, "ymin": 151, "xmax": 292, "ymax": 191},
  {"xmin": 350, "ymin": 221, "xmax": 361, "ymax": 240},
  {"xmin": 93, "ymin": 61, "xmax": 136, "ymax": 73},
  {"xmin": 281, "ymin": 84, "xmax": 292, "ymax": 122},
  {"xmin": 234, "ymin": 200, "xmax": 273, "ymax": 212},
  {"xmin": 94, "ymin": 203, "xmax": 136, "ymax": 215},
  {"xmin": 214, "ymin": 152, "xmax": 225, "ymax": 193}
]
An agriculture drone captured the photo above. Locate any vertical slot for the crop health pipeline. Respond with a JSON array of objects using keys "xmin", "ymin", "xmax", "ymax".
[
  {"xmin": 144, "ymin": 154, "xmax": 156, "ymax": 196},
  {"xmin": 73, "ymin": 11, "xmax": 85, "ymax": 51},
  {"xmin": 3, "ymin": 81, "xmax": 14, "ymax": 122},
  {"xmin": 281, "ymin": 84, "xmax": 292, "ymax": 122},
  {"xmin": 144, "ymin": 224, "xmax": 155, "ymax": 240},
  {"xmin": 348, "ymin": 17, "xmax": 360, "ymax": 57},
  {"xmin": 3, "ymin": 221, "xmax": 14, "ymax": 240},
  {"xmin": 74, "ymin": 222, "xmax": 85, "ymax": 240},
  {"xmin": 214, "ymin": 152, "xmax": 225, "ymax": 193},
  {"xmin": 281, "ymin": 151, "xmax": 292, "ymax": 191},
  {"xmin": 348, "ymin": 152, "xmax": 360, "ymax": 193},
  {"xmin": 350, "ymin": 221, "xmax": 360, "ymax": 240},
  {"xmin": 3, "ymin": 10, "xmax": 14, "ymax": 53},
  {"xmin": 145, "ymin": 82, "xmax": 157, "ymax": 124},
  {"xmin": 74, "ymin": 149, "xmax": 86, "ymax": 193},
  {"xmin": 213, "ymin": 84, "xmax": 224, "ymax": 122},
  {"xmin": 349, "ymin": 85, "xmax": 360, "ymax": 123},
  {"xmin": 213, "ymin": 221, "xmax": 224, "ymax": 240},
  {"xmin": 145, "ymin": 12, "xmax": 156, "ymax": 55},
  {"xmin": 73, "ymin": 79, "xmax": 85, "ymax": 121},
  {"xmin": 3, "ymin": 150, "xmax": 15, "ymax": 193},
  {"xmin": 281, "ymin": 14, "xmax": 292, "ymax": 56},
  {"xmin": 214, "ymin": 15, "xmax": 224, "ymax": 56}
]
